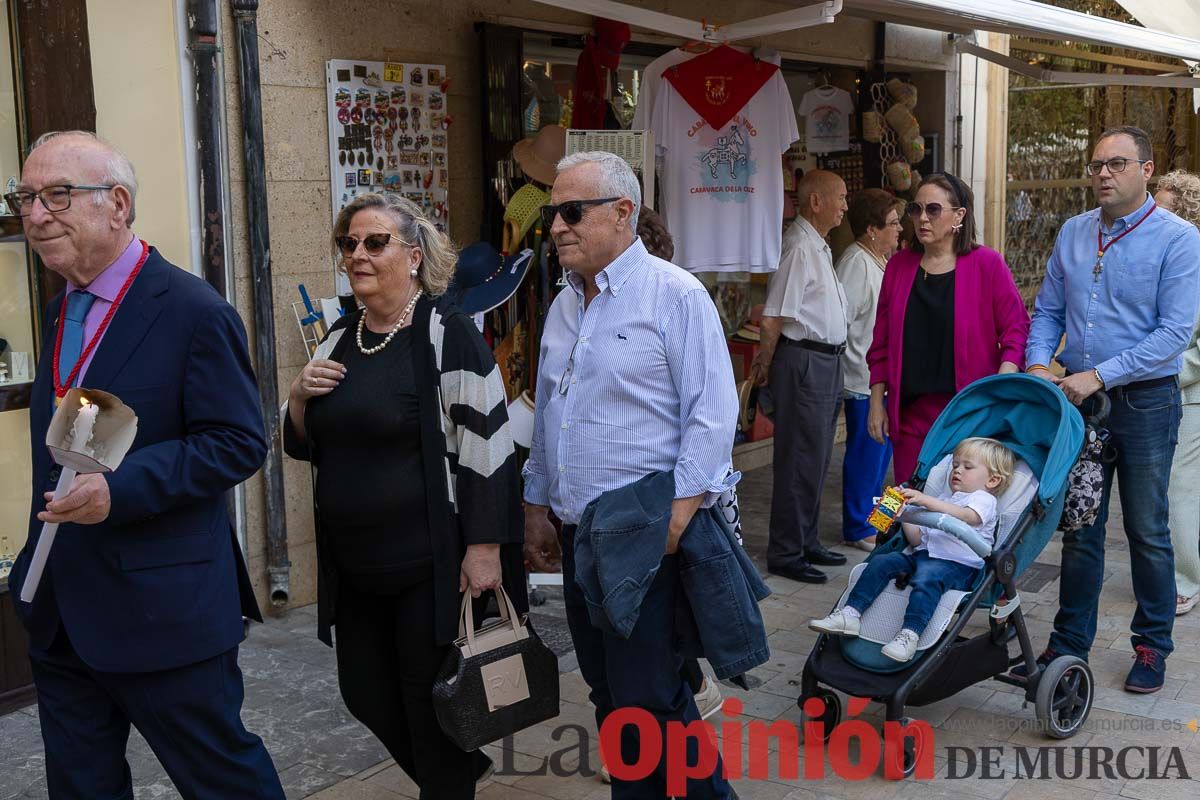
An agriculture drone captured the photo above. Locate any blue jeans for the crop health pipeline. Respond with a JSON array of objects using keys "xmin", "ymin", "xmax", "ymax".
[
  {"xmin": 562, "ymin": 526, "xmax": 731, "ymax": 800},
  {"xmin": 1050, "ymin": 382, "xmax": 1181, "ymax": 659},
  {"xmin": 845, "ymin": 550, "xmax": 980, "ymax": 633},
  {"xmin": 843, "ymin": 393, "xmax": 893, "ymax": 541}
]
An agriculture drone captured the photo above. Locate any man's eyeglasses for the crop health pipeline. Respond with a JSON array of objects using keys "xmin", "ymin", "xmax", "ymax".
[
  {"xmin": 905, "ymin": 202, "xmax": 959, "ymax": 220},
  {"xmin": 540, "ymin": 197, "xmax": 619, "ymax": 228},
  {"xmin": 4, "ymin": 184, "xmax": 116, "ymax": 217},
  {"xmin": 558, "ymin": 338, "xmax": 582, "ymax": 396},
  {"xmin": 334, "ymin": 233, "xmax": 413, "ymax": 257},
  {"xmin": 1085, "ymin": 158, "xmax": 1148, "ymax": 176}
]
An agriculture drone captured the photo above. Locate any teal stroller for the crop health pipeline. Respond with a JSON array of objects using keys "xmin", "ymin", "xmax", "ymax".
[{"xmin": 799, "ymin": 374, "xmax": 1099, "ymax": 776}]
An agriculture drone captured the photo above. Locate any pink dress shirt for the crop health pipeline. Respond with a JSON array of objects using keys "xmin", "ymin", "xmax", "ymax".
[{"xmin": 64, "ymin": 234, "xmax": 145, "ymax": 384}]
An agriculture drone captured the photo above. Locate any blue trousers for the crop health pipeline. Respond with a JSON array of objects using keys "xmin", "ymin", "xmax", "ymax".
[
  {"xmin": 30, "ymin": 627, "xmax": 284, "ymax": 800},
  {"xmin": 1050, "ymin": 383, "xmax": 1180, "ymax": 659},
  {"xmin": 845, "ymin": 550, "xmax": 980, "ymax": 633},
  {"xmin": 562, "ymin": 526, "xmax": 731, "ymax": 800},
  {"xmin": 842, "ymin": 394, "xmax": 893, "ymax": 541}
]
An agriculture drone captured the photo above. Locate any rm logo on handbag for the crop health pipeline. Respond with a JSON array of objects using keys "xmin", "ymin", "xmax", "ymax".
[{"xmin": 481, "ymin": 654, "xmax": 529, "ymax": 711}]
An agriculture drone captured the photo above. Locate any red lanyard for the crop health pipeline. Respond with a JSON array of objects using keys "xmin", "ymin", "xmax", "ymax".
[
  {"xmin": 53, "ymin": 239, "xmax": 150, "ymax": 398},
  {"xmin": 1094, "ymin": 203, "xmax": 1156, "ymax": 278}
]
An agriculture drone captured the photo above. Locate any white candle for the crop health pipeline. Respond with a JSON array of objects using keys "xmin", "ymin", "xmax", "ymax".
[{"xmin": 20, "ymin": 398, "xmax": 99, "ymax": 603}]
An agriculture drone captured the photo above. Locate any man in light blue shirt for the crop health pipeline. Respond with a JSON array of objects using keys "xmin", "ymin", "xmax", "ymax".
[
  {"xmin": 1024, "ymin": 125, "xmax": 1200, "ymax": 694},
  {"xmin": 523, "ymin": 151, "xmax": 738, "ymax": 798}
]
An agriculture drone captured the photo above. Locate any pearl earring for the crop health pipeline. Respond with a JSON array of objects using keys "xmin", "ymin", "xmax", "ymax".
[{"xmin": 410, "ymin": 268, "xmax": 419, "ymax": 277}]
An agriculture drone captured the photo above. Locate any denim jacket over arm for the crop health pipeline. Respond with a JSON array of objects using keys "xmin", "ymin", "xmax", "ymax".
[{"xmin": 573, "ymin": 471, "xmax": 772, "ymax": 679}]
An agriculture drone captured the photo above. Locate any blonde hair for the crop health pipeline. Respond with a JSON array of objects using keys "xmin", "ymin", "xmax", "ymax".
[
  {"xmin": 332, "ymin": 193, "xmax": 457, "ymax": 296},
  {"xmin": 954, "ymin": 437, "xmax": 1015, "ymax": 495},
  {"xmin": 1157, "ymin": 170, "xmax": 1200, "ymax": 230}
]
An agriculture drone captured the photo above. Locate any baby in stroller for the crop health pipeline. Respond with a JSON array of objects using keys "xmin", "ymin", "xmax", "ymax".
[{"xmin": 809, "ymin": 437, "xmax": 1015, "ymax": 662}]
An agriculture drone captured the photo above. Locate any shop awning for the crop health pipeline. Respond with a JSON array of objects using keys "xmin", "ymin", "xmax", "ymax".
[{"xmin": 841, "ymin": 0, "xmax": 1200, "ymax": 65}]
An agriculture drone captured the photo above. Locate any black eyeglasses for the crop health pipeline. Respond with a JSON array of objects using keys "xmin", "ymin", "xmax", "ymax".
[
  {"xmin": 540, "ymin": 197, "xmax": 619, "ymax": 228},
  {"xmin": 905, "ymin": 201, "xmax": 960, "ymax": 220},
  {"xmin": 558, "ymin": 338, "xmax": 582, "ymax": 396},
  {"xmin": 334, "ymin": 233, "xmax": 413, "ymax": 257},
  {"xmin": 1085, "ymin": 158, "xmax": 1148, "ymax": 176},
  {"xmin": 4, "ymin": 184, "xmax": 116, "ymax": 217}
]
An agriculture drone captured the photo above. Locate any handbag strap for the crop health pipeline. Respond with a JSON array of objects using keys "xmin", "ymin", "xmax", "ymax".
[{"xmin": 458, "ymin": 585, "xmax": 523, "ymax": 647}]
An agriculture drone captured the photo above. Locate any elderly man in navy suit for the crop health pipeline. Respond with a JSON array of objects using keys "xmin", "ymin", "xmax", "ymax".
[{"xmin": 6, "ymin": 131, "xmax": 284, "ymax": 798}]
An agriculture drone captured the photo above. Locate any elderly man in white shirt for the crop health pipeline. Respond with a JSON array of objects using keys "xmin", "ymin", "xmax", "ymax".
[{"xmin": 751, "ymin": 170, "xmax": 849, "ymax": 584}]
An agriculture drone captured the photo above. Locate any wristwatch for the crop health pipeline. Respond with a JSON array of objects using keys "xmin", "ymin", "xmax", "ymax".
[{"xmin": 1093, "ymin": 368, "xmax": 1106, "ymax": 389}]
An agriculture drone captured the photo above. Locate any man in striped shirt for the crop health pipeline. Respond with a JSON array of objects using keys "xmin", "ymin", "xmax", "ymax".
[{"xmin": 523, "ymin": 151, "xmax": 739, "ymax": 798}]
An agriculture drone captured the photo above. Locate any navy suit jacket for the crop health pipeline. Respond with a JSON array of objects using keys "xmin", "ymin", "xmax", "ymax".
[{"xmin": 9, "ymin": 246, "xmax": 267, "ymax": 673}]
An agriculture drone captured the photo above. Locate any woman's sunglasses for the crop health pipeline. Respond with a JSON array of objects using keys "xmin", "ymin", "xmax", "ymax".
[
  {"xmin": 905, "ymin": 202, "xmax": 960, "ymax": 220},
  {"xmin": 334, "ymin": 233, "xmax": 412, "ymax": 257},
  {"xmin": 539, "ymin": 197, "xmax": 619, "ymax": 228}
]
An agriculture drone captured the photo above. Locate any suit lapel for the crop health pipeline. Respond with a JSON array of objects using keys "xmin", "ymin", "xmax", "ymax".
[{"xmin": 80, "ymin": 250, "xmax": 170, "ymax": 390}]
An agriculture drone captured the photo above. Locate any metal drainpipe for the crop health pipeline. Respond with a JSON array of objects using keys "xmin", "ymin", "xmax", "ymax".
[
  {"xmin": 186, "ymin": 0, "xmax": 226, "ymax": 296},
  {"xmin": 231, "ymin": 0, "xmax": 290, "ymax": 607}
]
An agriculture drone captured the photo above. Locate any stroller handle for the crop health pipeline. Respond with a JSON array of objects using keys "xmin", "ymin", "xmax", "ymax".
[
  {"xmin": 900, "ymin": 508, "xmax": 992, "ymax": 559},
  {"xmin": 1085, "ymin": 390, "xmax": 1111, "ymax": 429}
]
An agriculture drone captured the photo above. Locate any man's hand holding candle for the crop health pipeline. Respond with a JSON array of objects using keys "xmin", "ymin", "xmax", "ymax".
[{"xmin": 38, "ymin": 473, "xmax": 111, "ymax": 524}]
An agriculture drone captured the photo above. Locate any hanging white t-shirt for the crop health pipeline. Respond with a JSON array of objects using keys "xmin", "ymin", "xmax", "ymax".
[
  {"xmin": 798, "ymin": 85, "xmax": 855, "ymax": 154},
  {"xmin": 649, "ymin": 73, "xmax": 799, "ymax": 273},
  {"xmin": 632, "ymin": 47, "xmax": 782, "ymax": 132}
]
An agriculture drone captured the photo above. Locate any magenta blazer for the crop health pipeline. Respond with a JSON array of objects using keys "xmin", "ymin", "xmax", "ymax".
[{"xmin": 866, "ymin": 245, "xmax": 1030, "ymax": 436}]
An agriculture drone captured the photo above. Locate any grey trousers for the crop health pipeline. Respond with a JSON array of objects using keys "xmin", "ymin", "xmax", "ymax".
[{"xmin": 767, "ymin": 342, "xmax": 843, "ymax": 566}]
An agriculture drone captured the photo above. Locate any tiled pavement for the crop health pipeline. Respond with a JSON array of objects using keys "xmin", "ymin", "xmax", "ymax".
[{"xmin": 4, "ymin": 445, "xmax": 1200, "ymax": 799}]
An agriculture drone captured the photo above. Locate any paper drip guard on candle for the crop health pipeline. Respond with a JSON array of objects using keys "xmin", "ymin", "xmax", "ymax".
[{"xmin": 19, "ymin": 388, "xmax": 139, "ymax": 603}]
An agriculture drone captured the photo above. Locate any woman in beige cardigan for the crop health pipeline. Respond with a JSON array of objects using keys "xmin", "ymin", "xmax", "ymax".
[{"xmin": 1157, "ymin": 170, "xmax": 1200, "ymax": 614}]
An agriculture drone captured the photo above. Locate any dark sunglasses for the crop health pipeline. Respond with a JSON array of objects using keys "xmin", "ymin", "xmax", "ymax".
[
  {"xmin": 905, "ymin": 201, "xmax": 960, "ymax": 220},
  {"xmin": 539, "ymin": 197, "xmax": 619, "ymax": 228},
  {"xmin": 334, "ymin": 233, "xmax": 412, "ymax": 257}
]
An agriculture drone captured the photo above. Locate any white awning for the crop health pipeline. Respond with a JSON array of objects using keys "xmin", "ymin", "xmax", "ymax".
[{"xmin": 842, "ymin": 0, "xmax": 1200, "ymax": 64}]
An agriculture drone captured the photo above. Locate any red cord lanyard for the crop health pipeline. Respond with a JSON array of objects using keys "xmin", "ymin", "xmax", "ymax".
[
  {"xmin": 53, "ymin": 239, "xmax": 150, "ymax": 399},
  {"xmin": 1094, "ymin": 203, "xmax": 1156, "ymax": 278}
]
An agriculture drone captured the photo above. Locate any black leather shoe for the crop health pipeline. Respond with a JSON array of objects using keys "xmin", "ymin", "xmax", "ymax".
[
  {"xmin": 768, "ymin": 561, "xmax": 828, "ymax": 584},
  {"xmin": 806, "ymin": 544, "xmax": 848, "ymax": 566}
]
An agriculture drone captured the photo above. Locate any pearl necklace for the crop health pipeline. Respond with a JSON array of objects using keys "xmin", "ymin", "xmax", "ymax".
[{"xmin": 356, "ymin": 289, "xmax": 423, "ymax": 355}]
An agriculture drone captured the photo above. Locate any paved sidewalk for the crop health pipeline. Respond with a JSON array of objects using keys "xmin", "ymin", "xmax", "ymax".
[{"xmin": 4, "ymin": 448, "xmax": 1200, "ymax": 799}]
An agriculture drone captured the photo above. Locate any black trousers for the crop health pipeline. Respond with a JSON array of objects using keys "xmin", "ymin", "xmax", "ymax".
[
  {"xmin": 334, "ymin": 579, "xmax": 489, "ymax": 799},
  {"xmin": 767, "ymin": 344, "xmax": 843, "ymax": 566}
]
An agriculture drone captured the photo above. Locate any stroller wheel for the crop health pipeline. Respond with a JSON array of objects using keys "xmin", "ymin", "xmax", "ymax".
[
  {"xmin": 883, "ymin": 717, "xmax": 928, "ymax": 779},
  {"xmin": 1035, "ymin": 656, "xmax": 1093, "ymax": 739},
  {"xmin": 798, "ymin": 690, "xmax": 840, "ymax": 743}
]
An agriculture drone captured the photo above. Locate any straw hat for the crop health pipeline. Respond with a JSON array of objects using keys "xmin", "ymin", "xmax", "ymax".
[{"xmin": 512, "ymin": 125, "xmax": 567, "ymax": 187}]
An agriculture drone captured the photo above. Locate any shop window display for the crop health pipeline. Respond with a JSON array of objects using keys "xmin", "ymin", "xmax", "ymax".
[{"xmin": 0, "ymin": 4, "xmax": 35, "ymax": 574}]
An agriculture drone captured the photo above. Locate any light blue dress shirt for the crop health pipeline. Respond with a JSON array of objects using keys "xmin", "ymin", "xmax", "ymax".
[
  {"xmin": 1026, "ymin": 193, "xmax": 1200, "ymax": 387},
  {"xmin": 522, "ymin": 237, "xmax": 739, "ymax": 524}
]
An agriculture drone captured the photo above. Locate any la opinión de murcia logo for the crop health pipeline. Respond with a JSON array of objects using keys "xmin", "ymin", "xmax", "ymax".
[{"xmin": 493, "ymin": 697, "xmax": 1194, "ymax": 787}]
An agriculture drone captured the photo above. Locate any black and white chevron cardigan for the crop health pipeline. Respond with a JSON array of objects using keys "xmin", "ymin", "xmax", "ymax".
[{"xmin": 283, "ymin": 294, "xmax": 527, "ymax": 646}]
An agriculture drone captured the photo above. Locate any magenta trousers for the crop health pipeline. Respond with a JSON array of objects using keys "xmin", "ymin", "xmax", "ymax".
[{"xmin": 892, "ymin": 392, "xmax": 955, "ymax": 483}]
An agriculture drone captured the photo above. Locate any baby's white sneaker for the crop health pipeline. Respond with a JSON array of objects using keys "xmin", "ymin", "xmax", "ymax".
[
  {"xmin": 809, "ymin": 608, "xmax": 861, "ymax": 636},
  {"xmin": 881, "ymin": 629, "xmax": 920, "ymax": 662}
]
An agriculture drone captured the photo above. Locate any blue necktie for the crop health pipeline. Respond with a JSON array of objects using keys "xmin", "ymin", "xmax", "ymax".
[{"xmin": 58, "ymin": 290, "xmax": 97, "ymax": 388}]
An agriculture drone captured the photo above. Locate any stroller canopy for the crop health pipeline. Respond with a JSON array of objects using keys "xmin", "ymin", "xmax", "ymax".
[{"xmin": 913, "ymin": 374, "xmax": 1084, "ymax": 504}]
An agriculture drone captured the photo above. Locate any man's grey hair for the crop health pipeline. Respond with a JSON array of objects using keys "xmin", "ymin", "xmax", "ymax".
[
  {"xmin": 556, "ymin": 151, "xmax": 641, "ymax": 232},
  {"xmin": 30, "ymin": 130, "xmax": 139, "ymax": 226}
]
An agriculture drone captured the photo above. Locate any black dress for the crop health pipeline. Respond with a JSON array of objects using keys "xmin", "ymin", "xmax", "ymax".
[
  {"xmin": 307, "ymin": 326, "xmax": 433, "ymax": 591},
  {"xmin": 901, "ymin": 267, "xmax": 956, "ymax": 402}
]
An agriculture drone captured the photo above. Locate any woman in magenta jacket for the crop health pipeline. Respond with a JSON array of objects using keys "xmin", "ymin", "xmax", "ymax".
[{"xmin": 866, "ymin": 172, "xmax": 1029, "ymax": 482}]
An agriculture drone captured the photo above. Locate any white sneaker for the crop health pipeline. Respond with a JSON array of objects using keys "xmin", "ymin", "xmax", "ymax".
[
  {"xmin": 881, "ymin": 629, "xmax": 920, "ymax": 662},
  {"xmin": 694, "ymin": 677, "xmax": 723, "ymax": 720},
  {"xmin": 809, "ymin": 609, "xmax": 861, "ymax": 636}
]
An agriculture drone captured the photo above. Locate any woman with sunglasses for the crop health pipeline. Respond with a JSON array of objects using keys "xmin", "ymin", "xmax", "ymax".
[
  {"xmin": 282, "ymin": 194, "xmax": 526, "ymax": 799},
  {"xmin": 865, "ymin": 173, "xmax": 1029, "ymax": 482}
]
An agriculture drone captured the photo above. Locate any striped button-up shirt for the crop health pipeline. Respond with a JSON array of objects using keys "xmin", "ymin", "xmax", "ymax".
[{"xmin": 523, "ymin": 237, "xmax": 739, "ymax": 524}]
